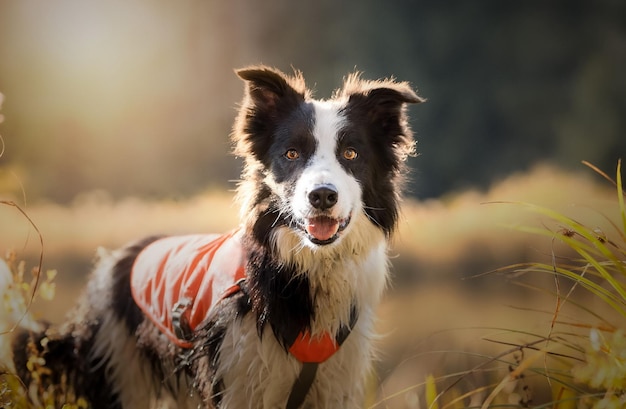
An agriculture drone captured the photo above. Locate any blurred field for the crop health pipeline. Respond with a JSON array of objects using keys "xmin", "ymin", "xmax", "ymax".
[{"xmin": 1, "ymin": 163, "xmax": 622, "ymax": 407}]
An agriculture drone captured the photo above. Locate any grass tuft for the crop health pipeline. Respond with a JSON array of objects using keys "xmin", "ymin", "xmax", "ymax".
[
  {"xmin": 0, "ymin": 201, "xmax": 70, "ymax": 408},
  {"xmin": 415, "ymin": 160, "xmax": 625, "ymax": 409},
  {"xmin": 483, "ymin": 160, "xmax": 625, "ymax": 408}
]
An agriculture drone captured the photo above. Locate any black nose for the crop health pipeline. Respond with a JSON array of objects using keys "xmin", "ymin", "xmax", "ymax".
[{"xmin": 308, "ymin": 185, "xmax": 338, "ymax": 210}]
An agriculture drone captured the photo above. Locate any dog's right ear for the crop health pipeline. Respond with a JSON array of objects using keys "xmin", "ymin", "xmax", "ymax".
[
  {"xmin": 236, "ymin": 66, "xmax": 308, "ymax": 112},
  {"xmin": 233, "ymin": 66, "xmax": 309, "ymax": 159}
]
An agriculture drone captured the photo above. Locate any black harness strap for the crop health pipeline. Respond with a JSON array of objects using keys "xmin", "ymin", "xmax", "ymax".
[
  {"xmin": 285, "ymin": 306, "xmax": 359, "ymax": 409},
  {"xmin": 286, "ymin": 362, "xmax": 319, "ymax": 409}
]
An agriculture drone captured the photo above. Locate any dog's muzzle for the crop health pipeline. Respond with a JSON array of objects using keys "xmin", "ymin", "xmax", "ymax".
[{"xmin": 297, "ymin": 184, "xmax": 351, "ymax": 245}]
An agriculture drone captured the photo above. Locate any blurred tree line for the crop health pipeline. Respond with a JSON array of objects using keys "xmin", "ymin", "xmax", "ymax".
[{"xmin": 0, "ymin": 0, "xmax": 624, "ymax": 202}]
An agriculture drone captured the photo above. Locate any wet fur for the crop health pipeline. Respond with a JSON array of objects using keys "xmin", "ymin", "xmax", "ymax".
[{"xmin": 3, "ymin": 66, "xmax": 422, "ymax": 408}]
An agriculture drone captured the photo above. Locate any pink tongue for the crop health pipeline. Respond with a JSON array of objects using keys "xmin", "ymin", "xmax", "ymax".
[{"xmin": 306, "ymin": 217, "xmax": 339, "ymax": 241}]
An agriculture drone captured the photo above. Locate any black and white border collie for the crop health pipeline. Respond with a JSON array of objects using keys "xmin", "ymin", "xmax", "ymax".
[{"xmin": 2, "ymin": 66, "xmax": 423, "ymax": 408}]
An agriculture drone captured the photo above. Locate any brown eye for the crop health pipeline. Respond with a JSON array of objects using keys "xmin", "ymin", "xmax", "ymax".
[
  {"xmin": 343, "ymin": 148, "xmax": 358, "ymax": 161},
  {"xmin": 285, "ymin": 149, "xmax": 299, "ymax": 160}
]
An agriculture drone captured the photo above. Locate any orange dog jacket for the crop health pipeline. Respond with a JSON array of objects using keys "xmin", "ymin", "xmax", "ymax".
[{"xmin": 131, "ymin": 230, "xmax": 345, "ymax": 363}]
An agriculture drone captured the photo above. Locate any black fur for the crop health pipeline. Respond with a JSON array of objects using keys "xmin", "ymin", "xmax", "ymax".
[
  {"xmin": 245, "ymin": 239, "xmax": 314, "ymax": 348},
  {"xmin": 12, "ymin": 320, "xmax": 121, "ymax": 408},
  {"xmin": 340, "ymin": 86, "xmax": 421, "ymax": 235},
  {"xmin": 111, "ymin": 236, "xmax": 163, "ymax": 334},
  {"xmin": 191, "ymin": 289, "xmax": 251, "ymax": 406},
  {"xmin": 246, "ymin": 203, "xmax": 315, "ymax": 349}
]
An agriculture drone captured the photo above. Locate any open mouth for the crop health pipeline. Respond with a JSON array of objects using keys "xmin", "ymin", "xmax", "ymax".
[{"xmin": 302, "ymin": 215, "xmax": 351, "ymax": 245}]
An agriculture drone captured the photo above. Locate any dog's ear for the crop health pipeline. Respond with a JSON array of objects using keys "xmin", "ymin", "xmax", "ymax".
[
  {"xmin": 236, "ymin": 66, "xmax": 308, "ymax": 112},
  {"xmin": 360, "ymin": 86, "xmax": 424, "ymax": 110},
  {"xmin": 341, "ymin": 73, "xmax": 424, "ymax": 126},
  {"xmin": 233, "ymin": 66, "xmax": 310, "ymax": 159},
  {"xmin": 341, "ymin": 74, "xmax": 424, "ymax": 160}
]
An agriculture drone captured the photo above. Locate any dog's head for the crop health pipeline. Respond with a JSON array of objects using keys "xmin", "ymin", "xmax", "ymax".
[{"xmin": 233, "ymin": 66, "xmax": 423, "ymax": 250}]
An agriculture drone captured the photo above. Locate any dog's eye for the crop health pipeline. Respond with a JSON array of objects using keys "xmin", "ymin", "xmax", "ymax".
[
  {"xmin": 285, "ymin": 149, "xmax": 300, "ymax": 160},
  {"xmin": 343, "ymin": 148, "xmax": 358, "ymax": 161}
]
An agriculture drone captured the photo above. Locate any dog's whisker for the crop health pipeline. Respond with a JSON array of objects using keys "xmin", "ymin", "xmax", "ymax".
[
  {"xmin": 271, "ymin": 212, "xmax": 282, "ymax": 228},
  {"xmin": 364, "ymin": 210, "xmax": 384, "ymax": 229},
  {"xmin": 362, "ymin": 205, "xmax": 386, "ymax": 211}
]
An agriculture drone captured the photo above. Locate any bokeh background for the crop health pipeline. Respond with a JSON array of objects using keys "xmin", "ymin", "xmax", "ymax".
[{"xmin": 1, "ymin": 1, "xmax": 625, "ymax": 407}]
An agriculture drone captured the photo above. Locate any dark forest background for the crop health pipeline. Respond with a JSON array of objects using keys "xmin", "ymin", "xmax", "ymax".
[{"xmin": 1, "ymin": 0, "xmax": 624, "ymax": 203}]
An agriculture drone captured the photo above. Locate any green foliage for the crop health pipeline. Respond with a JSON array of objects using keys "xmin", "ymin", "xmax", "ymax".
[{"xmin": 505, "ymin": 162, "xmax": 624, "ymax": 407}]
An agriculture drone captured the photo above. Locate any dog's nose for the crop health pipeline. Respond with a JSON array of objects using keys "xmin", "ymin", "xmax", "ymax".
[{"xmin": 308, "ymin": 185, "xmax": 338, "ymax": 210}]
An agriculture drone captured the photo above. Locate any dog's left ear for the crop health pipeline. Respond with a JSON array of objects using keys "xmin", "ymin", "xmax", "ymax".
[
  {"xmin": 341, "ymin": 74, "xmax": 425, "ymax": 124},
  {"xmin": 341, "ymin": 74, "xmax": 424, "ymax": 158},
  {"xmin": 352, "ymin": 81, "xmax": 424, "ymax": 104}
]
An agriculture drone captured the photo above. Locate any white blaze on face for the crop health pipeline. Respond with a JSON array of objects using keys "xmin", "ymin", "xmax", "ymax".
[{"xmin": 291, "ymin": 101, "xmax": 363, "ymax": 242}]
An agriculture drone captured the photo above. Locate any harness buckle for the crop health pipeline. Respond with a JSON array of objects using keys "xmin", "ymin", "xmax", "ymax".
[{"xmin": 172, "ymin": 296, "xmax": 193, "ymax": 341}]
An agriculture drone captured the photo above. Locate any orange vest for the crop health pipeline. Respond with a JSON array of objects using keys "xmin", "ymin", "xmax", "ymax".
[{"xmin": 131, "ymin": 230, "xmax": 343, "ymax": 363}]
